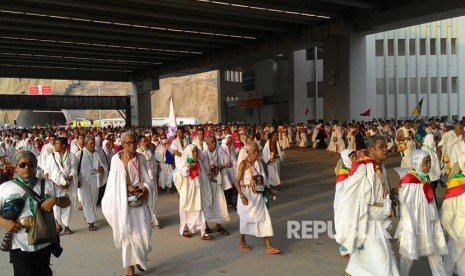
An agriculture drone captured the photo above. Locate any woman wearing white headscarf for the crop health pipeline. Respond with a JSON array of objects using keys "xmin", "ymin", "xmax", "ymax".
[
  {"xmin": 441, "ymin": 153, "xmax": 465, "ymax": 275},
  {"xmin": 421, "ymin": 134, "xmax": 441, "ymax": 204},
  {"xmin": 334, "ymin": 149, "xmax": 357, "ymax": 258},
  {"xmin": 173, "ymin": 144, "xmax": 213, "ymax": 240},
  {"xmin": 397, "ymin": 149, "xmax": 447, "ymax": 276}
]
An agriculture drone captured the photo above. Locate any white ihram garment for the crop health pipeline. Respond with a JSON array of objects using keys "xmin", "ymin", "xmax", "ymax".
[
  {"xmin": 102, "ymin": 152, "xmax": 155, "ymax": 270},
  {"xmin": 236, "ymin": 160, "xmax": 273, "ymax": 237}
]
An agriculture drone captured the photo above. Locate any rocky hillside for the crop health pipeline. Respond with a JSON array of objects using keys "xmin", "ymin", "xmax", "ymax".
[{"xmin": 0, "ymin": 71, "xmax": 218, "ymax": 125}]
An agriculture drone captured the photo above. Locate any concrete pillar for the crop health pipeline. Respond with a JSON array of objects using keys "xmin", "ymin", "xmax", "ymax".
[
  {"xmin": 130, "ymin": 81, "xmax": 153, "ymax": 127},
  {"xmin": 130, "ymin": 82, "xmax": 139, "ymax": 126},
  {"xmin": 323, "ymin": 33, "xmax": 375, "ymax": 122}
]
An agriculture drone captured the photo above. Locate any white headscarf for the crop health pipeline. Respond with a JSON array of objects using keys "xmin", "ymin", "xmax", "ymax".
[
  {"xmin": 410, "ymin": 149, "xmax": 430, "ymax": 174},
  {"xmin": 340, "ymin": 148, "xmax": 356, "ymax": 168},
  {"xmin": 421, "ymin": 134, "xmax": 440, "ymax": 181},
  {"xmin": 182, "ymin": 144, "xmax": 198, "ymax": 163},
  {"xmin": 102, "ymin": 140, "xmax": 111, "ymax": 155}
]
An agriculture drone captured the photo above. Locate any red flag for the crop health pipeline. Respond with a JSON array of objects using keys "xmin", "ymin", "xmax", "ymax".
[
  {"xmin": 305, "ymin": 107, "xmax": 309, "ymax": 116},
  {"xmin": 360, "ymin": 109, "xmax": 371, "ymax": 116}
]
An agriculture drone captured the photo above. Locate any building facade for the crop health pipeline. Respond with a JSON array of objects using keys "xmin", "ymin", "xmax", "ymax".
[{"xmin": 219, "ymin": 16, "xmax": 465, "ymax": 124}]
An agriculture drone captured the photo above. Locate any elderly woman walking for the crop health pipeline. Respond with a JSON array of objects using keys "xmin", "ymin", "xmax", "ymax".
[{"xmin": 234, "ymin": 142, "xmax": 280, "ymax": 254}]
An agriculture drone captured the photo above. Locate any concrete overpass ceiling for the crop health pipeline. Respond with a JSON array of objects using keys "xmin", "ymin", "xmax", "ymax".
[{"xmin": 0, "ymin": 0, "xmax": 462, "ymax": 81}]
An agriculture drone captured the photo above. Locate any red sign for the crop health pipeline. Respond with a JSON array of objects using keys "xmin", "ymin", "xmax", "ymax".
[
  {"xmin": 237, "ymin": 98, "xmax": 264, "ymax": 107},
  {"xmin": 28, "ymin": 85, "xmax": 52, "ymax": 95},
  {"xmin": 41, "ymin": 85, "xmax": 52, "ymax": 94},
  {"xmin": 29, "ymin": 86, "xmax": 39, "ymax": 95}
]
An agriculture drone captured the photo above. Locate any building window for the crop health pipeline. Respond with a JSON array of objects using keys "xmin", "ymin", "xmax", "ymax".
[
  {"xmin": 409, "ymin": 39, "xmax": 416, "ymax": 55},
  {"xmin": 441, "ymin": 77, "xmax": 447, "ymax": 93},
  {"xmin": 430, "ymin": 38, "xmax": 436, "ymax": 55},
  {"xmin": 398, "ymin": 78, "xmax": 406, "ymax": 94},
  {"xmin": 388, "ymin": 78, "xmax": 395, "ymax": 95},
  {"xmin": 420, "ymin": 77, "xmax": 427, "ymax": 94},
  {"xmin": 387, "ymin": 39, "xmax": 394, "ymax": 56},
  {"xmin": 431, "ymin": 77, "xmax": 437, "ymax": 94},
  {"xmin": 398, "ymin": 39, "xmax": 405, "ymax": 56},
  {"xmin": 306, "ymin": 47, "xmax": 324, "ymax": 60},
  {"xmin": 419, "ymin": 39, "xmax": 426, "ymax": 55},
  {"xmin": 410, "ymin": 78, "xmax": 417, "ymax": 94},
  {"xmin": 376, "ymin": 79, "xmax": 384, "ymax": 95},
  {"xmin": 224, "ymin": 70, "xmax": 242, "ymax": 83},
  {"xmin": 375, "ymin": 40, "xmax": 384, "ymax": 56},
  {"xmin": 451, "ymin": 38, "xmax": 457, "ymax": 55},
  {"xmin": 440, "ymin": 38, "xmax": 447, "ymax": 55},
  {"xmin": 452, "ymin": 77, "xmax": 457, "ymax": 93}
]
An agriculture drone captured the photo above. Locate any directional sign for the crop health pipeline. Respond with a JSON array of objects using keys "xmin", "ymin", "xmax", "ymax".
[
  {"xmin": 29, "ymin": 86, "xmax": 39, "ymax": 95},
  {"xmin": 29, "ymin": 85, "xmax": 52, "ymax": 95}
]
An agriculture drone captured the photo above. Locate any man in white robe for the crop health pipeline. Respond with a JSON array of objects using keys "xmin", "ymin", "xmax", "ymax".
[
  {"xmin": 218, "ymin": 135, "xmax": 237, "ymax": 207},
  {"xmin": 262, "ymin": 131, "xmax": 284, "ymax": 190},
  {"xmin": 448, "ymin": 129, "xmax": 465, "ymax": 168},
  {"xmin": 173, "ymin": 144, "xmax": 213, "ymax": 240},
  {"xmin": 44, "ymin": 136, "xmax": 77, "ymax": 235},
  {"xmin": 202, "ymin": 136, "xmax": 230, "ymax": 235},
  {"xmin": 75, "ymin": 135, "xmax": 105, "ymax": 231},
  {"xmin": 397, "ymin": 150, "xmax": 447, "ymax": 276},
  {"xmin": 438, "ymin": 123, "xmax": 463, "ymax": 173},
  {"xmin": 102, "ymin": 131, "xmax": 155, "ymax": 276},
  {"xmin": 170, "ymin": 127, "xmax": 189, "ymax": 169},
  {"xmin": 441, "ymin": 153, "xmax": 465, "ymax": 276},
  {"xmin": 155, "ymin": 134, "xmax": 174, "ymax": 193},
  {"xmin": 137, "ymin": 135, "xmax": 160, "ymax": 228},
  {"xmin": 335, "ymin": 135, "xmax": 399, "ymax": 276},
  {"xmin": 396, "ymin": 120, "xmax": 416, "ymax": 168}
]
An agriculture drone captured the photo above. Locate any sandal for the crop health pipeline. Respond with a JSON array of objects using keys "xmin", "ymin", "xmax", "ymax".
[
  {"xmin": 136, "ymin": 264, "xmax": 146, "ymax": 272},
  {"xmin": 64, "ymin": 227, "xmax": 73, "ymax": 235},
  {"xmin": 88, "ymin": 224, "xmax": 97, "ymax": 231},
  {"xmin": 215, "ymin": 227, "xmax": 229, "ymax": 236},
  {"xmin": 266, "ymin": 247, "xmax": 281, "ymax": 255},
  {"xmin": 182, "ymin": 230, "xmax": 192, "ymax": 238},
  {"xmin": 200, "ymin": 234, "xmax": 214, "ymax": 240},
  {"xmin": 56, "ymin": 224, "xmax": 63, "ymax": 234},
  {"xmin": 239, "ymin": 244, "xmax": 251, "ymax": 252}
]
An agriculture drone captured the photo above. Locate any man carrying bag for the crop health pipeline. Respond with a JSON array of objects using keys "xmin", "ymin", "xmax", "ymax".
[{"xmin": 0, "ymin": 151, "xmax": 70, "ymax": 276}]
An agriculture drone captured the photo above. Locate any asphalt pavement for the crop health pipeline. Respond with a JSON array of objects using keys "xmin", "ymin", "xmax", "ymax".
[{"xmin": 0, "ymin": 148, "xmax": 441, "ymax": 276}]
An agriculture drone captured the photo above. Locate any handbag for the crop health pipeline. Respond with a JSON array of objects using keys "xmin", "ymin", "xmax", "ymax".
[
  {"xmin": 397, "ymin": 141, "xmax": 406, "ymax": 152},
  {"xmin": 247, "ymin": 160, "xmax": 265, "ymax": 193},
  {"xmin": 13, "ymin": 179, "xmax": 57, "ymax": 245}
]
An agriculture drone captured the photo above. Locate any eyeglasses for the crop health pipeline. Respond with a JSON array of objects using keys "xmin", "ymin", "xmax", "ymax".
[
  {"xmin": 18, "ymin": 162, "xmax": 36, "ymax": 169},
  {"xmin": 123, "ymin": 141, "xmax": 137, "ymax": 146}
]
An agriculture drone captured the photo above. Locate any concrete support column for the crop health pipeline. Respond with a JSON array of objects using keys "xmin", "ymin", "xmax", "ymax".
[
  {"xmin": 323, "ymin": 33, "xmax": 374, "ymax": 121},
  {"xmin": 138, "ymin": 90, "xmax": 152, "ymax": 126},
  {"xmin": 130, "ymin": 81, "xmax": 152, "ymax": 127},
  {"xmin": 130, "ymin": 82, "xmax": 139, "ymax": 126}
]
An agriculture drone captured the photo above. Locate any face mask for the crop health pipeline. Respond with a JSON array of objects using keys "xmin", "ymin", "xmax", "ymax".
[{"xmin": 161, "ymin": 139, "xmax": 167, "ymax": 144}]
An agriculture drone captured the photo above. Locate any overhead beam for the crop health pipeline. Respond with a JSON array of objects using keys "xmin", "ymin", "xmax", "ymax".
[
  {"xmin": 2, "ymin": 0, "xmax": 292, "ymax": 32},
  {"xmin": 354, "ymin": 0, "xmax": 465, "ymax": 33},
  {"xmin": 0, "ymin": 42, "xmax": 181, "ymax": 63},
  {"xmin": 0, "ymin": 95, "xmax": 131, "ymax": 110},
  {"xmin": 0, "ymin": 66, "xmax": 132, "ymax": 81},
  {"xmin": 143, "ymin": 21, "xmax": 349, "ymax": 78}
]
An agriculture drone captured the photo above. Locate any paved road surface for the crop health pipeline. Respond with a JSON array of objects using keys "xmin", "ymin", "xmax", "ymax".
[{"xmin": 0, "ymin": 148, "xmax": 441, "ymax": 275}]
